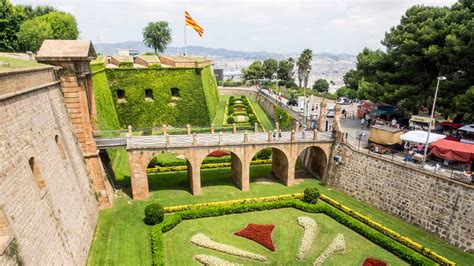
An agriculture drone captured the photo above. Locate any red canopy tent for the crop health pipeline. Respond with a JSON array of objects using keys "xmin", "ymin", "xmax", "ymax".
[{"xmin": 430, "ymin": 139, "xmax": 474, "ymax": 162}]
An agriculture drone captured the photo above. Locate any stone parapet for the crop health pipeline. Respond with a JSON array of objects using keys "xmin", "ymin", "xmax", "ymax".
[{"xmin": 327, "ymin": 143, "xmax": 474, "ymax": 252}]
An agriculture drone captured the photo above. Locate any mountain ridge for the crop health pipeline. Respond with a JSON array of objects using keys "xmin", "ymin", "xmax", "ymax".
[{"xmin": 93, "ymin": 41, "xmax": 355, "ymax": 61}]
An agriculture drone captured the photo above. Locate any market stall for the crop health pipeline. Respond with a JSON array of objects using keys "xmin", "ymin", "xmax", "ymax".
[
  {"xmin": 459, "ymin": 124, "xmax": 474, "ymax": 144},
  {"xmin": 400, "ymin": 130, "xmax": 445, "ymax": 144},
  {"xmin": 430, "ymin": 139, "xmax": 474, "ymax": 163}
]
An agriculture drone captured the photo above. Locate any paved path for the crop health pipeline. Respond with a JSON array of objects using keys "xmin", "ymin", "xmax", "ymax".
[{"xmin": 128, "ymin": 131, "xmax": 333, "ymax": 149}]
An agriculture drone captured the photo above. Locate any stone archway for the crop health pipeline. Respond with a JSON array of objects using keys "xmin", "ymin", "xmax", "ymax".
[
  {"xmin": 199, "ymin": 150, "xmax": 246, "ymax": 191},
  {"xmin": 247, "ymin": 147, "xmax": 292, "ymax": 186},
  {"xmin": 295, "ymin": 146, "xmax": 328, "ymax": 180}
]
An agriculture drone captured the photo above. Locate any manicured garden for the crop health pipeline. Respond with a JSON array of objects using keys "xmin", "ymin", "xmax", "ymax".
[
  {"xmin": 216, "ymin": 95, "xmax": 274, "ymax": 132},
  {"xmin": 162, "ymin": 209, "xmax": 407, "ymax": 265},
  {"xmin": 87, "ymin": 164, "xmax": 474, "ymax": 266}
]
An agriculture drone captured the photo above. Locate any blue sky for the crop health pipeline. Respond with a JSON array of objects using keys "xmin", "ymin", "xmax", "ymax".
[{"xmin": 12, "ymin": 0, "xmax": 456, "ymax": 54}]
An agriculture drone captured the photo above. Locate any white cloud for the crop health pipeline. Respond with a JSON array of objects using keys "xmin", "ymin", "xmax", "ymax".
[{"xmin": 11, "ymin": 0, "xmax": 457, "ymax": 54}]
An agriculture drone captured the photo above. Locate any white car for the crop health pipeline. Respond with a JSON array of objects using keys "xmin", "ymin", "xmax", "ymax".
[{"xmin": 326, "ymin": 105, "xmax": 335, "ymax": 117}]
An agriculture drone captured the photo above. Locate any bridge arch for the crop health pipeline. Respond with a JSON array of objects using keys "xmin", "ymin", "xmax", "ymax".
[
  {"xmin": 198, "ymin": 150, "xmax": 246, "ymax": 191},
  {"xmin": 295, "ymin": 145, "xmax": 329, "ymax": 180},
  {"xmin": 247, "ymin": 147, "xmax": 293, "ymax": 186}
]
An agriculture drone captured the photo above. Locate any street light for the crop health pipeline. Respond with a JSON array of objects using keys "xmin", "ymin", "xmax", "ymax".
[
  {"xmin": 303, "ymin": 68, "xmax": 311, "ymax": 125},
  {"xmin": 272, "ymin": 73, "xmax": 278, "ymax": 94},
  {"xmin": 422, "ymin": 76, "xmax": 446, "ymax": 166}
]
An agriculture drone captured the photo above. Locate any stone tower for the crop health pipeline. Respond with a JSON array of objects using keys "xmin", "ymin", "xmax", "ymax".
[{"xmin": 36, "ymin": 40, "xmax": 113, "ymax": 208}]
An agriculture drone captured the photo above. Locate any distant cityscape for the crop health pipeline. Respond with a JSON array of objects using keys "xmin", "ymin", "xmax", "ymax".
[{"xmin": 94, "ymin": 41, "xmax": 356, "ymax": 92}]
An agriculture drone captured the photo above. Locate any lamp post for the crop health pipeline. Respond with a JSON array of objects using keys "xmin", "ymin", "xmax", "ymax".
[
  {"xmin": 273, "ymin": 73, "xmax": 278, "ymax": 94},
  {"xmin": 303, "ymin": 68, "xmax": 311, "ymax": 125},
  {"xmin": 422, "ymin": 76, "xmax": 446, "ymax": 166}
]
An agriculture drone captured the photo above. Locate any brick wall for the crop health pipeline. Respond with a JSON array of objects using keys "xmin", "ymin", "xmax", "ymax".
[
  {"xmin": 0, "ymin": 67, "xmax": 55, "ymax": 97},
  {"xmin": 327, "ymin": 143, "xmax": 474, "ymax": 252},
  {"xmin": 0, "ymin": 79, "xmax": 99, "ymax": 264}
]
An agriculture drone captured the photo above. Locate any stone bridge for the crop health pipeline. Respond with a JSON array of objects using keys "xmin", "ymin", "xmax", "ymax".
[{"xmin": 127, "ymin": 130, "xmax": 335, "ymax": 199}]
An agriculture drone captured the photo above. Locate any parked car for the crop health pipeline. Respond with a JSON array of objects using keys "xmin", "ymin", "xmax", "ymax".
[
  {"xmin": 336, "ymin": 97, "xmax": 351, "ymax": 105},
  {"xmin": 326, "ymin": 105, "xmax": 335, "ymax": 117},
  {"xmin": 287, "ymin": 98, "xmax": 298, "ymax": 106}
]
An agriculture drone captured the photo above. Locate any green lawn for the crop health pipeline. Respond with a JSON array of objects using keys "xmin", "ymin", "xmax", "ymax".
[
  {"xmin": 164, "ymin": 209, "xmax": 407, "ymax": 265},
  {"xmin": 88, "ymin": 164, "xmax": 473, "ymax": 265},
  {"xmin": 212, "ymin": 97, "xmax": 228, "ymax": 127},
  {"xmin": 0, "ymin": 55, "xmax": 48, "ymax": 72},
  {"xmin": 248, "ymin": 97, "xmax": 274, "ymax": 131}
]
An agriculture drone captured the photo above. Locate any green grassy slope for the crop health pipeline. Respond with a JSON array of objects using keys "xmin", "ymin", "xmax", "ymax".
[
  {"xmin": 88, "ymin": 165, "xmax": 473, "ymax": 266},
  {"xmin": 201, "ymin": 66, "xmax": 219, "ymax": 122},
  {"xmin": 105, "ymin": 67, "xmax": 218, "ymax": 128}
]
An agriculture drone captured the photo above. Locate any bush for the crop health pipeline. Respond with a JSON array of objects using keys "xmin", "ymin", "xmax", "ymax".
[
  {"xmin": 227, "ymin": 116, "xmax": 235, "ymax": 124},
  {"xmin": 144, "ymin": 203, "xmax": 165, "ymax": 225},
  {"xmin": 255, "ymin": 148, "xmax": 272, "ymax": 159},
  {"xmin": 142, "ymin": 127, "xmax": 153, "ymax": 135},
  {"xmin": 228, "ymin": 106, "xmax": 234, "ymax": 115},
  {"xmin": 303, "ymin": 187, "xmax": 320, "ymax": 204}
]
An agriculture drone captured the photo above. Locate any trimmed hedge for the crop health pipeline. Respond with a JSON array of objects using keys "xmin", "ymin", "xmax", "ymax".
[
  {"xmin": 147, "ymin": 159, "xmax": 272, "ymax": 173},
  {"xmin": 150, "ymin": 194, "xmax": 455, "ymax": 266},
  {"xmin": 319, "ymin": 195, "xmax": 456, "ymax": 266},
  {"xmin": 144, "ymin": 203, "xmax": 165, "ymax": 225}
]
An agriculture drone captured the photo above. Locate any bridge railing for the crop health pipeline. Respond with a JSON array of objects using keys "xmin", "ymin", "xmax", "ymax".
[
  {"xmin": 93, "ymin": 125, "xmax": 259, "ymax": 139},
  {"xmin": 127, "ymin": 130, "xmax": 334, "ymax": 149}
]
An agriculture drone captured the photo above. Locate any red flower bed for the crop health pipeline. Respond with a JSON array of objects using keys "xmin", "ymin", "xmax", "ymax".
[
  {"xmin": 363, "ymin": 258, "xmax": 387, "ymax": 266},
  {"xmin": 208, "ymin": 150, "xmax": 229, "ymax": 157},
  {"xmin": 234, "ymin": 223, "xmax": 276, "ymax": 251}
]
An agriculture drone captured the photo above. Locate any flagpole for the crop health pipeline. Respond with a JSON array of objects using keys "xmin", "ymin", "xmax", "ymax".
[{"xmin": 184, "ymin": 24, "xmax": 187, "ymax": 56}]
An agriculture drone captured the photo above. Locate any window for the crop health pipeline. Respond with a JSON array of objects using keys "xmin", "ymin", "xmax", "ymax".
[
  {"xmin": 55, "ymin": 135, "xmax": 66, "ymax": 160},
  {"xmin": 0, "ymin": 208, "xmax": 14, "ymax": 255},
  {"xmin": 171, "ymin": 87, "xmax": 180, "ymax": 97},
  {"xmin": 145, "ymin": 88, "xmax": 153, "ymax": 100},
  {"xmin": 117, "ymin": 89, "xmax": 126, "ymax": 103},
  {"xmin": 29, "ymin": 157, "xmax": 46, "ymax": 190}
]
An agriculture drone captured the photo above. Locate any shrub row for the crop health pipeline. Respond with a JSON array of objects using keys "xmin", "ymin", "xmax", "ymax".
[
  {"xmin": 151, "ymin": 193, "xmax": 454, "ymax": 266},
  {"xmin": 150, "ymin": 149, "xmax": 272, "ymax": 167},
  {"xmin": 147, "ymin": 159, "xmax": 272, "ymax": 173},
  {"xmin": 319, "ymin": 195, "xmax": 456, "ymax": 266},
  {"xmin": 163, "ymin": 193, "xmax": 302, "ymax": 213}
]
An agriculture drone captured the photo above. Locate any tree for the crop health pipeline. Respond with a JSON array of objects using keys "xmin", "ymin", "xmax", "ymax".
[
  {"xmin": 39, "ymin": 12, "xmax": 78, "ymax": 39},
  {"xmin": 343, "ymin": 69, "xmax": 361, "ymax": 90},
  {"xmin": 143, "ymin": 21, "xmax": 172, "ymax": 54},
  {"xmin": 0, "ymin": 0, "xmax": 25, "ymax": 52},
  {"xmin": 16, "ymin": 19, "xmax": 52, "ymax": 52},
  {"xmin": 242, "ymin": 61, "xmax": 264, "ymax": 84},
  {"xmin": 263, "ymin": 58, "xmax": 278, "ymax": 80},
  {"xmin": 287, "ymin": 57, "xmax": 296, "ymax": 80},
  {"xmin": 277, "ymin": 59, "xmax": 290, "ymax": 81},
  {"xmin": 18, "ymin": 4, "xmax": 57, "ymax": 19},
  {"xmin": 336, "ymin": 86, "xmax": 357, "ymax": 99},
  {"xmin": 16, "ymin": 12, "xmax": 78, "ymax": 52},
  {"xmin": 350, "ymin": 0, "xmax": 473, "ymax": 120},
  {"xmin": 313, "ymin": 79, "xmax": 329, "ymax": 93},
  {"xmin": 297, "ymin": 49, "xmax": 313, "ymax": 88}
]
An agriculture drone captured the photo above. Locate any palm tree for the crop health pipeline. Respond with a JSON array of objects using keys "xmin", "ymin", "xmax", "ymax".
[
  {"xmin": 287, "ymin": 57, "xmax": 295, "ymax": 80},
  {"xmin": 297, "ymin": 49, "xmax": 313, "ymax": 88}
]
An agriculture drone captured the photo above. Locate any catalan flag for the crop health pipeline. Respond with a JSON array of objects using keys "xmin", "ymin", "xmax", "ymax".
[{"xmin": 185, "ymin": 11, "xmax": 204, "ymax": 37}]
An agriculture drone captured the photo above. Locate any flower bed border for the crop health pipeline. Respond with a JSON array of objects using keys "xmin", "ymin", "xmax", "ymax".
[{"xmin": 151, "ymin": 193, "xmax": 455, "ymax": 266}]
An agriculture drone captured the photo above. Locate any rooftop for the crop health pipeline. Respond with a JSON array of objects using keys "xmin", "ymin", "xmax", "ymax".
[{"xmin": 36, "ymin": 40, "xmax": 97, "ymax": 60}]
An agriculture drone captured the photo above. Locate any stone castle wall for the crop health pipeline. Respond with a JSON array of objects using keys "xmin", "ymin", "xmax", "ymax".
[
  {"xmin": 327, "ymin": 143, "xmax": 474, "ymax": 252},
  {"xmin": 0, "ymin": 71, "xmax": 99, "ymax": 264}
]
